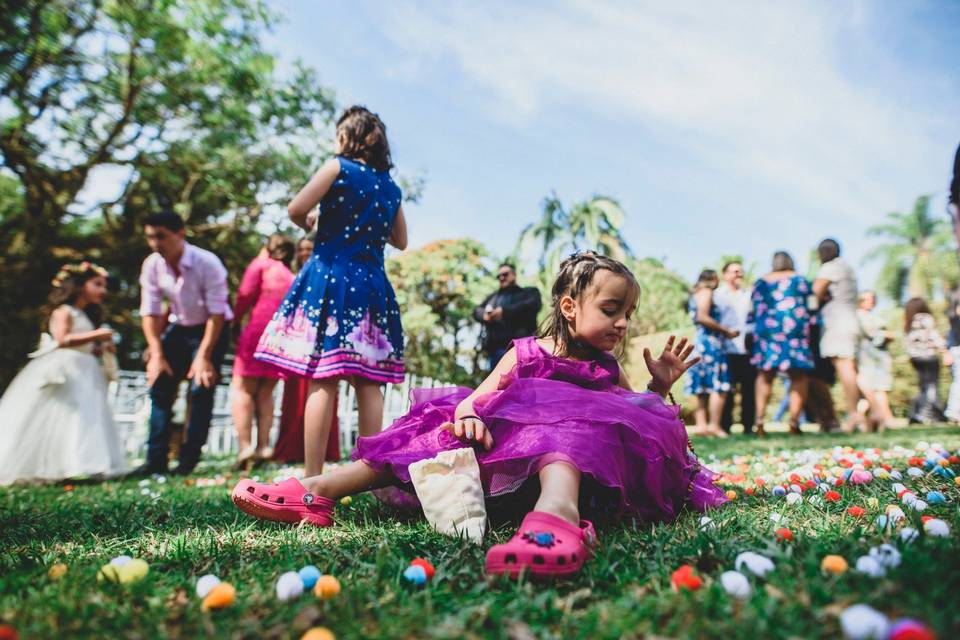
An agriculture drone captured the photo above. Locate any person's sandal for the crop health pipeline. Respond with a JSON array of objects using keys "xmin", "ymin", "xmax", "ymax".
[
  {"xmin": 485, "ymin": 511, "xmax": 597, "ymax": 579},
  {"xmin": 231, "ymin": 477, "xmax": 334, "ymax": 527}
]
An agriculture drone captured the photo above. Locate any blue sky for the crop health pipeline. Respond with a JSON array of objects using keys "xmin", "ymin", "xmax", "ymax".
[{"xmin": 75, "ymin": 1, "xmax": 959, "ymax": 291}]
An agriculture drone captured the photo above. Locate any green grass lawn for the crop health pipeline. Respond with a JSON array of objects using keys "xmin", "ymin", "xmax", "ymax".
[{"xmin": 2, "ymin": 426, "xmax": 959, "ymax": 639}]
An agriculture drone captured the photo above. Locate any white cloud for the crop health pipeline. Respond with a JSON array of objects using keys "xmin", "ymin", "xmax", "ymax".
[{"xmin": 376, "ymin": 0, "xmax": 958, "ymax": 229}]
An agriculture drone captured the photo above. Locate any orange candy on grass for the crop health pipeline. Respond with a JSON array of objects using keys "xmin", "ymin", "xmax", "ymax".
[
  {"xmin": 670, "ymin": 565, "xmax": 703, "ymax": 592},
  {"xmin": 314, "ymin": 575, "xmax": 341, "ymax": 600},
  {"xmin": 202, "ymin": 582, "xmax": 236, "ymax": 610}
]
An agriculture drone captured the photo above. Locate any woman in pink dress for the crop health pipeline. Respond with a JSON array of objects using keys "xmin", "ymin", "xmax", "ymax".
[
  {"xmin": 231, "ymin": 234, "xmax": 295, "ymax": 467},
  {"xmin": 274, "ymin": 236, "xmax": 341, "ymax": 464}
]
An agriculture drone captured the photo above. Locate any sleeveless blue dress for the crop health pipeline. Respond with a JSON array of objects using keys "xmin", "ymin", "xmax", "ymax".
[
  {"xmin": 684, "ymin": 296, "xmax": 731, "ymax": 395},
  {"xmin": 255, "ymin": 156, "xmax": 405, "ymax": 382}
]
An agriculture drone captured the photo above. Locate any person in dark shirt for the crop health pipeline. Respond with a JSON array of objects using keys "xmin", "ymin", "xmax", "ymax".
[{"xmin": 473, "ymin": 263, "xmax": 542, "ymax": 370}]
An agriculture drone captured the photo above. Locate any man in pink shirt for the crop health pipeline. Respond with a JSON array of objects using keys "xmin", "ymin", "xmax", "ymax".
[{"xmin": 131, "ymin": 211, "xmax": 233, "ymax": 476}]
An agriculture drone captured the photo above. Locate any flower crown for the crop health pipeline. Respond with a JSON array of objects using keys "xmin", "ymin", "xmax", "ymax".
[{"xmin": 51, "ymin": 261, "xmax": 109, "ymax": 288}]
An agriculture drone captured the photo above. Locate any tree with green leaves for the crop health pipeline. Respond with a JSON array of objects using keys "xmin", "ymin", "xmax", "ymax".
[
  {"xmin": 386, "ymin": 239, "xmax": 493, "ymax": 386},
  {"xmin": 0, "ymin": 0, "xmax": 338, "ymax": 388},
  {"xmin": 865, "ymin": 195, "xmax": 960, "ymax": 302}
]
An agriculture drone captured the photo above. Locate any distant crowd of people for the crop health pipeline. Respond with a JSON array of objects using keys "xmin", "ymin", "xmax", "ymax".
[{"xmin": 684, "ymin": 239, "xmax": 959, "ymax": 436}]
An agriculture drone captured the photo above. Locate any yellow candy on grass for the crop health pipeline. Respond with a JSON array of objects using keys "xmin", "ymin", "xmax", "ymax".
[
  {"xmin": 47, "ymin": 563, "xmax": 68, "ymax": 580},
  {"xmin": 339, "ymin": 496, "xmax": 352, "ymax": 506},
  {"xmin": 821, "ymin": 555, "xmax": 848, "ymax": 575},
  {"xmin": 314, "ymin": 575, "xmax": 341, "ymax": 600},
  {"xmin": 98, "ymin": 559, "xmax": 149, "ymax": 585},
  {"xmin": 302, "ymin": 628, "xmax": 336, "ymax": 640},
  {"xmin": 202, "ymin": 582, "xmax": 236, "ymax": 610},
  {"xmin": 725, "ymin": 490, "xmax": 737, "ymax": 500}
]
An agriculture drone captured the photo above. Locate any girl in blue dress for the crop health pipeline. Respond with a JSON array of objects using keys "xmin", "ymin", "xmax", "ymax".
[
  {"xmin": 256, "ymin": 106, "xmax": 407, "ymax": 476},
  {"xmin": 750, "ymin": 251, "xmax": 814, "ymax": 436},
  {"xmin": 684, "ymin": 269, "xmax": 736, "ymax": 437}
]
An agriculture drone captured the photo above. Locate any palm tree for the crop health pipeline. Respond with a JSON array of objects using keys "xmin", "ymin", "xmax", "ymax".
[
  {"xmin": 514, "ymin": 193, "xmax": 634, "ymax": 277},
  {"xmin": 865, "ymin": 195, "xmax": 959, "ymax": 302}
]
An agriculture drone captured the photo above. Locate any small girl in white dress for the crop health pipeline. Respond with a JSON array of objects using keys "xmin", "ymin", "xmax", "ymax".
[{"xmin": 0, "ymin": 262, "xmax": 127, "ymax": 484}]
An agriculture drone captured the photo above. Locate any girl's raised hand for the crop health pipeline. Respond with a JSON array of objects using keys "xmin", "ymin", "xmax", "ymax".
[
  {"xmin": 642, "ymin": 335, "xmax": 700, "ymax": 395},
  {"xmin": 440, "ymin": 416, "xmax": 494, "ymax": 451}
]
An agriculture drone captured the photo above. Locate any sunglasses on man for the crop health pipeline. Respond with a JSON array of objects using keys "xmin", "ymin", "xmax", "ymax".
[{"xmin": 497, "ymin": 271, "xmax": 512, "ymax": 280}]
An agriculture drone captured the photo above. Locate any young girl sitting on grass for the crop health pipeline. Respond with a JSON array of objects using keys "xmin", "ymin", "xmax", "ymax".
[{"xmin": 233, "ymin": 252, "xmax": 727, "ymax": 578}]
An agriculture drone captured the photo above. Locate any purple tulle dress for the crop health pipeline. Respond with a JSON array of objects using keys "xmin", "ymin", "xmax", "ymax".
[{"xmin": 353, "ymin": 337, "xmax": 727, "ymax": 522}]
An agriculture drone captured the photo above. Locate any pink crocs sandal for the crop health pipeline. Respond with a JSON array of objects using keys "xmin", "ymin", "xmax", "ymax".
[
  {"xmin": 485, "ymin": 511, "xmax": 598, "ymax": 578},
  {"xmin": 232, "ymin": 477, "xmax": 334, "ymax": 527}
]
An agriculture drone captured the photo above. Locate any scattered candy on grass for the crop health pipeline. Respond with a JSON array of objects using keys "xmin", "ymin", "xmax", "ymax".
[
  {"xmin": 725, "ymin": 490, "xmax": 737, "ymax": 500},
  {"xmin": 299, "ymin": 565, "xmax": 321, "ymax": 590},
  {"xmin": 868, "ymin": 544, "xmax": 901, "ymax": 569},
  {"xmin": 846, "ymin": 506, "xmax": 866, "ymax": 518},
  {"xmin": 202, "ymin": 582, "xmax": 236, "ymax": 610},
  {"xmin": 409, "ymin": 558, "xmax": 435, "ymax": 580},
  {"xmin": 301, "ymin": 628, "xmax": 336, "ymax": 640},
  {"xmin": 887, "ymin": 618, "xmax": 936, "ymax": 640},
  {"xmin": 670, "ymin": 565, "xmax": 702, "ymax": 592},
  {"xmin": 698, "ymin": 516, "xmax": 715, "ymax": 530},
  {"xmin": 774, "ymin": 528, "xmax": 793, "ymax": 542},
  {"xmin": 719, "ymin": 570, "xmax": 751, "ymax": 600},
  {"xmin": 98, "ymin": 558, "xmax": 149, "ymax": 585},
  {"xmin": 47, "ymin": 563, "xmax": 68, "ymax": 580},
  {"xmin": 923, "ymin": 519, "xmax": 950, "ymax": 537},
  {"xmin": 339, "ymin": 496, "xmax": 352, "ymax": 506},
  {"xmin": 854, "ymin": 555, "xmax": 885, "ymax": 578},
  {"xmin": 195, "ymin": 574, "xmax": 220, "ymax": 599},
  {"xmin": 821, "ymin": 555, "xmax": 848, "ymax": 575},
  {"xmin": 825, "ymin": 490, "xmax": 842, "ymax": 502},
  {"xmin": 402, "ymin": 565, "xmax": 427, "ymax": 586},
  {"xmin": 785, "ymin": 493, "xmax": 802, "ymax": 506},
  {"xmin": 840, "ymin": 604, "xmax": 890, "ymax": 640},
  {"xmin": 314, "ymin": 575, "xmax": 341, "ymax": 599},
  {"xmin": 276, "ymin": 571, "xmax": 305, "ymax": 601},
  {"xmin": 925, "ymin": 491, "xmax": 946, "ymax": 505},
  {"xmin": 734, "ymin": 552, "xmax": 774, "ymax": 578},
  {"xmin": 900, "ymin": 527, "xmax": 919, "ymax": 543}
]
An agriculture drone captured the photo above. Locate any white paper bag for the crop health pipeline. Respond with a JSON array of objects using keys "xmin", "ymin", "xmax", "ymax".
[{"xmin": 409, "ymin": 448, "xmax": 487, "ymax": 544}]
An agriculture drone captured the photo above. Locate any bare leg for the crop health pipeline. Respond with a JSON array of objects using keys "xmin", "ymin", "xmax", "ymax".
[
  {"xmin": 354, "ymin": 377, "xmax": 385, "ymax": 437},
  {"xmin": 304, "ymin": 379, "xmax": 338, "ymax": 477},
  {"xmin": 231, "ymin": 375, "xmax": 258, "ymax": 455},
  {"xmin": 303, "ymin": 460, "xmax": 393, "ymax": 499},
  {"xmin": 874, "ymin": 390, "xmax": 894, "ymax": 425},
  {"xmin": 707, "ymin": 392, "xmax": 728, "ymax": 437},
  {"xmin": 533, "ymin": 461, "xmax": 581, "ymax": 525},
  {"xmin": 693, "ymin": 394, "xmax": 709, "ymax": 432},
  {"xmin": 787, "ymin": 371, "xmax": 808, "ymax": 433},
  {"xmin": 254, "ymin": 378, "xmax": 279, "ymax": 453},
  {"xmin": 754, "ymin": 370, "xmax": 774, "ymax": 435},
  {"xmin": 833, "ymin": 357, "xmax": 863, "ymax": 431}
]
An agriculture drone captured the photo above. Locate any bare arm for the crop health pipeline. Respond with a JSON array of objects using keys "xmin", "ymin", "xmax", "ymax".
[
  {"xmin": 49, "ymin": 306, "xmax": 112, "ymax": 347},
  {"xmin": 813, "ymin": 278, "xmax": 831, "ymax": 303},
  {"xmin": 187, "ymin": 314, "xmax": 225, "ymax": 389},
  {"xmin": 142, "ymin": 315, "xmax": 173, "ymax": 385},
  {"xmin": 288, "ymin": 158, "xmax": 341, "ymax": 230},
  {"xmin": 388, "ymin": 205, "xmax": 408, "ymax": 250},
  {"xmin": 694, "ymin": 289, "xmax": 735, "ymax": 336}
]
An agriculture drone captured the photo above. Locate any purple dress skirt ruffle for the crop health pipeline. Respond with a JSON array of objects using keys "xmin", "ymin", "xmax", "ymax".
[{"xmin": 353, "ymin": 337, "xmax": 727, "ymax": 522}]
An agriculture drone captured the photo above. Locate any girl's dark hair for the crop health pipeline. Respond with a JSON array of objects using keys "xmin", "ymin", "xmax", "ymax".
[
  {"xmin": 771, "ymin": 251, "xmax": 795, "ymax": 271},
  {"xmin": 904, "ymin": 297, "xmax": 932, "ymax": 333},
  {"xmin": 336, "ymin": 105, "xmax": 392, "ymax": 172},
  {"xmin": 46, "ymin": 264, "xmax": 107, "ymax": 328},
  {"xmin": 266, "ymin": 233, "xmax": 295, "ymax": 268},
  {"xmin": 538, "ymin": 251, "xmax": 640, "ymax": 358},
  {"xmin": 693, "ymin": 269, "xmax": 719, "ymax": 291}
]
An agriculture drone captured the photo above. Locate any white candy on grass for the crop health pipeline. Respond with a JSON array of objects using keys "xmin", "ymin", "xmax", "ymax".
[
  {"xmin": 785, "ymin": 493, "xmax": 802, "ymax": 506},
  {"xmin": 195, "ymin": 574, "xmax": 221, "ymax": 599},
  {"xmin": 275, "ymin": 571, "xmax": 305, "ymax": 601},
  {"xmin": 854, "ymin": 556, "xmax": 885, "ymax": 578},
  {"xmin": 840, "ymin": 604, "xmax": 890, "ymax": 640},
  {"xmin": 924, "ymin": 519, "xmax": 950, "ymax": 537},
  {"xmin": 110, "ymin": 555, "xmax": 133, "ymax": 567},
  {"xmin": 698, "ymin": 516, "xmax": 716, "ymax": 530},
  {"xmin": 720, "ymin": 570, "xmax": 751, "ymax": 599},
  {"xmin": 734, "ymin": 551, "xmax": 775, "ymax": 578},
  {"xmin": 900, "ymin": 527, "xmax": 919, "ymax": 543},
  {"xmin": 869, "ymin": 544, "xmax": 901, "ymax": 569}
]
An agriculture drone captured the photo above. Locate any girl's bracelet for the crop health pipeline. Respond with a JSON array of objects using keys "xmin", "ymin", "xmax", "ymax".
[{"xmin": 455, "ymin": 414, "xmax": 482, "ymax": 422}]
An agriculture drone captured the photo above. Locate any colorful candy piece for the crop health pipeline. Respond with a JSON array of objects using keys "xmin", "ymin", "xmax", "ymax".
[
  {"xmin": 719, "ymin": 570, "xmax": 751, "ymax": 600},
  {"xmin": 202, "ymin": 582, "xmax": 236, "ymax": 610},
  {"xmin": 301, "ymin": 628, "xmax": 336, "ymax": 640},
  {"xmin": 847, "ymin": 506, "xmax": 866, "ymax": 518},
  {"xmin": 725, "ymin": 490, "xmax": 737, "ymax": 500},
  {"xmin": 47, "ymin": 563, "xmax": 68, "ymax": 580},
  {"xmin": 299, "ymin": 565, "xmax": 321, "ymax": 590},
  {"xmin": 925, "ymin": 491, "xmax": 946, "ymax": 505},
  {"xmin": 276, "ymin": 571, "xmax": 305, "ymax": 601},
  {"xmin": 670, "ymin": 564, "xmax": 702, "ymax": 592},
  {"xmin": 820, "ymin": 555, "xmax": 848, "ymax": 575},
  {"xmin": 403, "ymin": 565, "xmax": 427, "ymax": 586},
  {"xmin": 774, "ymin": 528, "xmax": 793, "ymax": 542},
  {"xmin": 868, "ymin": 544, "xmax": 901, "ymax": 569},
  {"xmin": 840, "ymin": 604, "xmax": 890, "ymax": 640},
  {"xmin": 195, "ymin": 574, "xmax": 220, "ymax": 599},
  {"xmin": 339, "ymin": 496, "xmax": 352, "ymax": 506},
  {"xmin": 923, "ymin": 519, "xmax": 950, "ymax": 537},
  {"xmin": 887, "ymin": 618, "xmax": 936, "ymax": 640},
  {"xmin": 825, "ymin": 490, "xmax": 841, "ymax": 502},
  {"xmin": 314, "ymin": 575, "xmax": 341, "ymax": 599},
  {"xmin": 409, "ymin": 558, "xmax": 435, "ymax": 580},
  {"xmin": 854, "ymin": 556, "xmax": 885, "ymax": 578},
  {"xmin": 734, "ymin": 551, "xmax": 774, "ymax": 578}
]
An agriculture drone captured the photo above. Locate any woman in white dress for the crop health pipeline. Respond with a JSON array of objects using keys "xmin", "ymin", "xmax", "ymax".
[{"xmin": 0, "ymin": 262, "xmax": 127, "ymax": 484}]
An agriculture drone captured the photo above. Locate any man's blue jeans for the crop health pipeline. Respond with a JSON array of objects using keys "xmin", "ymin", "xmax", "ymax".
[{"xmin": 146, "ymin": 323, "xmax": 229, "ymax": 470}]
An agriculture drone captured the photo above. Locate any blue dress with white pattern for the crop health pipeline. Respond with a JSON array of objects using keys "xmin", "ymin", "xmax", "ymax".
[
  {"xmin": 255, "ymin": 156, "xmax": 405, "ymax": 382},
  {"xmin": 684, "ymin": 296, "xmax": 731, "ymax": 395}
]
